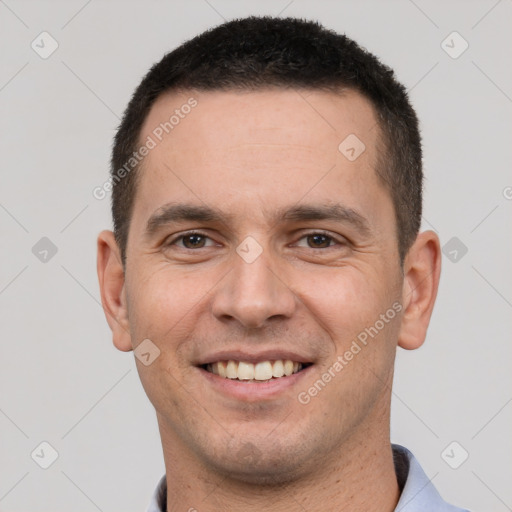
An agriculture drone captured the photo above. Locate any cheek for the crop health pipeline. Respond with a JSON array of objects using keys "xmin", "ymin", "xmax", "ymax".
[
  {"xmin": 295, "ymin": 268, "xmax": 400, "ymax": 422},
  {"xmin": 295, "ymin": 265, "xmax": 401, "ymax": 393},
  {"xmin": 127, "ymin": 267, "xmax": 213, "ymax": 345},
  {"xmin": 294, "ymin": 266, "xmax": 387, "ymax": 343},
  {"xmin": 126, "ymin": 269, "xmax": 209, "ymax": 415}
]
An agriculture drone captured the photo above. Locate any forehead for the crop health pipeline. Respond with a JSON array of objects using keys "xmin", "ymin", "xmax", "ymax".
[
  {"xmin": 134, "ymin": 88, "xmax": 388, "ymax": 229},
  {"xmin": 141, "ymin": 87, "xmax": 379, "ymax": 156}
]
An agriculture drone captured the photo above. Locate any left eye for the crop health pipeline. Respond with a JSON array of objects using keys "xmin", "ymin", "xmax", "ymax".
[{"xmin": 296, "ymin": 233, "xmax": 338, "ymax": 249}]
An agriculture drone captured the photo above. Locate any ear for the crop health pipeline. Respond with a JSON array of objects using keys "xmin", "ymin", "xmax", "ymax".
[
  {"xmin": 397, "ymin": 230, "xmax": 441, "ymax": 350},
  {"xmin": 97, "ymin": 230, "xmax": 133, "ymax": 352}
]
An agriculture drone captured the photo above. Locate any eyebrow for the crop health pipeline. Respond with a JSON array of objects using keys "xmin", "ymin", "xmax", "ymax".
[
  {"xmin": 144, "ymin": 202, "xmax": 372, "ymax": 237},
  {"xmin": 145, "ymin": 203, "xmax": 233, "ymax": 236},
  {"xmin": 279, "ymin": 204, "xmax": 371, "ymax": 235}
]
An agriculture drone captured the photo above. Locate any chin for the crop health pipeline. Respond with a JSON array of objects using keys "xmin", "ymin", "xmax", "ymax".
[
  {"xmin": 202, "ymin": 436, "xmax": 313, "ymax": 486},
  {"xmin": 212, "ymin": 456, "xmax": 306, "ymax": 486}
]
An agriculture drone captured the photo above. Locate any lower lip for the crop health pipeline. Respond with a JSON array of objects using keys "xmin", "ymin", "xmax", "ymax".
[{"xmin": 198, "ymin": 365, "xmax": 313, "ymax": 401}]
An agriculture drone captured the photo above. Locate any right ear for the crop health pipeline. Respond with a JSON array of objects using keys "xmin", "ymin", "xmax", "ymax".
[{"xmin": 96, "ymin": 230, "xmax": 133, "ymax": 352}]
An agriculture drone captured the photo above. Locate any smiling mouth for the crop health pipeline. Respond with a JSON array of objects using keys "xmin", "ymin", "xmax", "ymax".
[{"xmin": 201, "ymin": 360, "xmax": 312, "ymax": 382}]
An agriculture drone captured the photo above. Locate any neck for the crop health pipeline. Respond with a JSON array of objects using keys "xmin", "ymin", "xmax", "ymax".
[{"xmin": 158, "ymin": 405, "xmax": 399, "ymax": 511}]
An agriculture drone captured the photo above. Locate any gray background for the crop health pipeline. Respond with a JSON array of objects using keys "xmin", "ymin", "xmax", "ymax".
[{"xmin": 1, "ymin": 0, "xmax": 511, "ymax": 510}]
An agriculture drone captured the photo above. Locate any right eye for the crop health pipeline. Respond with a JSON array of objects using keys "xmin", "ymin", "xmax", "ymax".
[{"xmin": 167, "ymin": 231, "xmax": 215, "ymax": 249}]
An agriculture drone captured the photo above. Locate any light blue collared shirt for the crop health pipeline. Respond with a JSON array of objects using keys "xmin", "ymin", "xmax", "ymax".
[{"xmin": 145, "ymin": 444, "xmax": 469, "ymax": 511}]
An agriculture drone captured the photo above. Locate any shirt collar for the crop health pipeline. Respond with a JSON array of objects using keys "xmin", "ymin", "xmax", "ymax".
[
  {"xmin": 392, "ymin": 444, "xmax": 468, "ymax": 511},
  {"xmin": 145, "ymin": 444, "xmax": 468, "ymax": 512},
  {"xmin": 145, "ymin": 473, "xmax": 167, "ymax": 512}
]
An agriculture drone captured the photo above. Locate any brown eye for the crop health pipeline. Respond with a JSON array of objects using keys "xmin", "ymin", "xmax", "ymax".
[
  {"xmin": 306, "ymin": 234, "xmax": 333, "ymax": 248},
  {"xmin": 181, "ymin": 234, "xmax": 207, "ymax": 249}
]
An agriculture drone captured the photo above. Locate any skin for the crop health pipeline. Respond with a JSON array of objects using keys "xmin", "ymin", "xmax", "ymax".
[{"xmin": 97, "ymin": 88, "xmax": 441, "ymax": 511}]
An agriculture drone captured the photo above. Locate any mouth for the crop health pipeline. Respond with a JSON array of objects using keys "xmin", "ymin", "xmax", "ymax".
[{"xmin": 200, "ymin": 359, "xmax": 313, "ymax": 383}]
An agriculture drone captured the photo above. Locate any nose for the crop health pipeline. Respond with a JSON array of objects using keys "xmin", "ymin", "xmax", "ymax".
[{"xmin": 211, "ymin": 247, "xmax": 297, "ymax": 329}]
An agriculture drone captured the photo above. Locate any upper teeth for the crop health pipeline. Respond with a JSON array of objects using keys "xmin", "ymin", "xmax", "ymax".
[{"xmin": 206, "ymin": 360, "xmax": 302, "ymax": 381}]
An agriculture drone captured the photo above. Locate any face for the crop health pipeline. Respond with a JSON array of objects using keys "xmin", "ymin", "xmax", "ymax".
[{"xmin": 111, "ymin": 89, "xmax": 408, "ymax": 483}]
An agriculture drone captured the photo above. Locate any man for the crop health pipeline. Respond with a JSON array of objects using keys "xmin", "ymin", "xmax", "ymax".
[{"xmin": 97, "ymin": 16, "xmax": 468, "ymax": 511}]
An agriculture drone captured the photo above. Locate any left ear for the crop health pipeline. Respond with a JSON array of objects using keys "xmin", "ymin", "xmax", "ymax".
[{"xmin": 397, "ymin": 230, "xmax": 441, "ymax": 350}]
